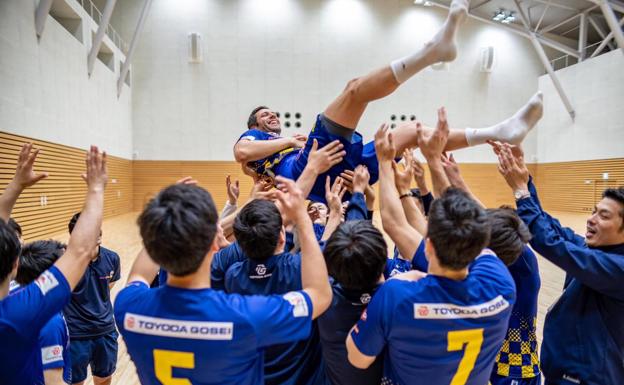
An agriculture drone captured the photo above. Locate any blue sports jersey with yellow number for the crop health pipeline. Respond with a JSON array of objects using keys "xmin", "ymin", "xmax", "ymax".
[
  {"xmin": 114, "ymin": 282, "xmax": 314, "ymax": 385},
  {"xmin": 351, "ymin": 251, "xmax": 516, "ymax": 385},
  {"xmin": 237, "ymin": 129, "xmax": 298, "ymax": 177}
]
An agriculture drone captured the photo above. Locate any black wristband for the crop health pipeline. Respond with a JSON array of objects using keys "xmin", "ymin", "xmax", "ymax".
[{"xmin": 399, "ymin": 192, "xmax": 413, "ymax": 199}]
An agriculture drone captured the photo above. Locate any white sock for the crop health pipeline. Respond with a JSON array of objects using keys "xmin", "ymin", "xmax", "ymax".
[
  {"xmin": 465, "ymin": 92, "xmax": 544, "ymax": 146},
  {"xmin": 391, "ymin": 0, "xmax": 468, "ymax": 83}
]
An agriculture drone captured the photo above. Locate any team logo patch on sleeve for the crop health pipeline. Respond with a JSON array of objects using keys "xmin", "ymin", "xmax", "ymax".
[
  {"xmin": 35, "ymin": 270, "xmax": 60, "ymax": 296},
  {"xmin": 413, "ymin": 295, "xmax": 510, "ymax": 319},
  {"xmin": 240, "ymin": 135, "xmax": 256, "ymax": 141},
  {"xmin": 123, "ymin": 313, "xmax": 233, "ymax": 340},
  {"xmin": 41, "ymin": 345, "xmax": 64, "ymax": 365},
  {"xmin": 282, "ymin": 291, "xmax": 309, "ymax": 318}
]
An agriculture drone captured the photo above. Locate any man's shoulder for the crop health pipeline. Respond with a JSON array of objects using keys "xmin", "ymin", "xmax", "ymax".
[{"xmin": 238, "ymin": 128, "xmax": 278, "ymax": 142}]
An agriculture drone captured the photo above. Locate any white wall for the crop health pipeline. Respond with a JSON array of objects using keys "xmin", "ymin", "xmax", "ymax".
[
  {"xmin": 0, "ymin": 0, "xmax": 133, "ymax": 159},
  {"xmin": 536, "ymin": 49, "xmax": 624, "ymax": 163},
  {"xmin": 113, "ymin": 0, "xmax": 543, "ymax": 162}
]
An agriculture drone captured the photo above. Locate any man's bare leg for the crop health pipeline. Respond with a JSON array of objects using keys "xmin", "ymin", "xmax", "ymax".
[
  {"xmin": 392, "ymin": 92, "xmax": 544, "ymax": 154},
  {"xmin": 323, "ymin": 0, "xmax": 469, "ymax": 130}
]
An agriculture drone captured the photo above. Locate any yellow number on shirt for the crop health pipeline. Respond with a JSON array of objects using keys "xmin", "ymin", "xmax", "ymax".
[
  {"xmin": 153, "ymin": 349, "xmax": 195, "ymax": 385},
  {"xmin": 447, "ymin": 328, "xmax": 484, "ymax": 385}
]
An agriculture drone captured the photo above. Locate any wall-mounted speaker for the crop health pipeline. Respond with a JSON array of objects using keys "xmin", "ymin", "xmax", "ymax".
[
  {"xmin": 188, "ymin": 33, "xmax": 202, "ymax": 63},
  {"xmin": 480, "ymin": 46, "xmax": 495, "ymax": 73}
]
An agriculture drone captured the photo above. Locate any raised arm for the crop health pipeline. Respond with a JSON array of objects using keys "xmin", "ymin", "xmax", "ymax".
[
  {"xmin": 376, "ymin": 124, "xmax": 423, "ymax": 261},
  {"xmin": 393, "ymin": 150, "xmax": 427, "ymax": 235},
  {"xmin": 295, "ymin": 139, "xmax": 345, "ymax": 199},
  {"xmin": 441, "ymin": 153, "xmax": 485, "ymax": 208},
  {"xmin": 234, "ymin": 135, "xmax": 304, "ymax": 164},
  {"xmin": 496, "ymin": 145, "xmax": 624, "ymax": 298},
  {"xmin": 321, "ymin": 176, "xmax": 347, "ymax": 241},
  {"xmin": 272, "ymin": 176, "xmax": 332, "ymax": 319},
  {"xmin": 54, "ymin": 146, "xmax": 107, "ymax": 290},
  {"xmin": 220, "ymin": 175, "xmax": 240, "ymax": 219},
  {"xmin": 417, "ymin": 108, "xmax": 452, "ymax": 197},
  {"xmin": 0, "ymin": 143, "xmax": 48, "ymax": 221}
]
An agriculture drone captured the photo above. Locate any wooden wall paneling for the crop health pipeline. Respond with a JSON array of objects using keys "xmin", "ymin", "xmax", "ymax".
[
  {"xmin": 534, "ymin": 159, "xmax": 624, "ymax": 213},
  {"xmin": 132, "ymin": 161, "xmax": 256, "ymax": 212},
  {"xmin": 0, "ymin": 132, "xmax": 133, "ymax": 242}
]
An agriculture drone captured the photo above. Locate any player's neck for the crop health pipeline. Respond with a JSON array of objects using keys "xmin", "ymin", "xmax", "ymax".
[
  {"xmin": 167, "ymin": 254, "xmax": 213, "ymax": 290},
  {"xmin": 0, "ymin": 279, "xmax": 9, "ymax": 300},
  {"xmin": 428, "ymin": 258, "xmax": 468, "ymax": 281}
]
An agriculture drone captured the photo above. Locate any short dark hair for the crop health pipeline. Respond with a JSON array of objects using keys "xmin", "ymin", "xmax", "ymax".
[
  {"xmin": 247, "ymin": 106, "xmax": 269, "ymax": 129},
  {"xmin": 427, "ymin": 188, "xmax": 491, "ymax": 270},
  {"xmin": 486, "ymin": 207, "xmax": 531, "ymax": 265},
  {"xmin": 0, "ymin": 220, "xmax": 21, "ymax": 282},
  {"xmin": 138, "ymin": 184, "xmax": 219, "ymax": 276},
  {"xmin": 68, "ymin": 212, "xmax": 81, "ymax": 233},
  {"xmin": 7, "ymin": 218, "xmax": 22, "ymax": 237},
  {"xmin": 603, "ymin": 187, "xmax": 624, "ymax": 230},
  {"xmin": 324, "ymin": 221, "xmax": 387, "ymax": 291},
  {"xmin": 233, "ymin": 199, "xmax": 283, "ymax": 260},
  {"xmin": 15, "ymin": 240, "xmax": 66, "ymax": 285}
]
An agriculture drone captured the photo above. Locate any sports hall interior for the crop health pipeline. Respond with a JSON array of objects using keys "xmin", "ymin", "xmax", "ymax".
[{"xmin": 1, "ymin": 0, "xmax": 622, "ymax": 384}]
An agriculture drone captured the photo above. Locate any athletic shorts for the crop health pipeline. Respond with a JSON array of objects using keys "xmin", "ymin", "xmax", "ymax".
[
  {"xmin": 275, "ymin": 114, "xmax": 378, "ymax": 203},
  {"xmin": 69, "ymin": 330, "xmax": 118, "ymax": 382},
  {"xmin": 490, "ymin": 372, "xmax": 542, "ymax": 385}
]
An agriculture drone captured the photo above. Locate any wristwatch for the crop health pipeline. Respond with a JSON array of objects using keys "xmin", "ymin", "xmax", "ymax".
[
  {"xmin": 513, "ymin": 189, "xmax": 530, "ymax": 200},
  {"xmin": 399, "ymin": 191, "xmax": 414, "ymax": 199}
]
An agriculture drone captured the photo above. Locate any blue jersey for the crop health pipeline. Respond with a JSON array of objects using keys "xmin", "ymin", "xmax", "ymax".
[
  {"xmin": 237, "ymin": 129, "xmax": 298, "ymax": 177},
  {"xmin": 318, "ymin": 279, "xmax": 382, "ymax": 385},
  {"xmin": 222, "ymin": 251, "xmax": 325, "ymax": 385},
  {"xmin": 493, "ymin": 246, "xmax": 541, "ymax": 380},
  {"xmin": 384, "ymin": 247, "xmax": 413, "ymax": 279},
  {"xmin": 39, "ymin": 313, "xmax": 72, "ymax": 384},
  {"xmin": 114, "ymin": 282, "xmax": 314, "ymax": 385},
  {"xmin": 0, "ymin": 267, "xmax": 71, "ymax": 385},
  {"xmin": 63, "ymin": 246, "xmax": 120, "ymax": 338},
  {"xmin": 352, "ymin": 251, "xmax": 516, "ymax": 385}
]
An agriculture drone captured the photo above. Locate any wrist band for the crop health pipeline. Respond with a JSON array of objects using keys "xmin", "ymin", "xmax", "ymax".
[{"xmin": 399, "ymin": 192, "xmax": 413, "ymax": 199}]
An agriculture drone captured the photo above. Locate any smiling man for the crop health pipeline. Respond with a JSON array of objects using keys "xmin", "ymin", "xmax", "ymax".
[{"xmin": 495, "ymin": 143, "xmax": 624, "ymax": 385}]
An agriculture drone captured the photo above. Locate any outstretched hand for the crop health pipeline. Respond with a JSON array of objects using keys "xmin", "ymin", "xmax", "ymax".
[
  {"xmin": 417, "ymin": 108, "xmax": 449, "ymax": 160},
  {"xmin": 308, "ymin": 139, "xmax": 346, "ymax": 174},
  {"xmin": 85, "ymin": 145, "xmax": 107, "ymax": 192},
  {"xmin": 176, "ymin": 176, "xmax": 198, "ymax": 185},
  {"xmin": 13, "ymin": 143, "xmax": 48, "ymax": 189},
  {"xmin": 325, "ymin": 176, "xmax": 347, "ymax": 214},
  {"xmin": 271, "ymin": 176, "xmax": 308, "ymax": 224},
  {"xmin": 440, "ymin": 153, "xmax": 463, "ymax": 187},
  {"xmin": 374, "ymin": 123, "xmax": 396, "ymax": 162},
  {"xmin": 226, "ymin": 175, "xmax": 240, "ymax": 204},
  {"xmin": 496, "ymin": 143, "xmax": 529, "ymax": 191},
  {"xmin": 392, "ymin": 159, "xmax": 413, "ymax": 195}
]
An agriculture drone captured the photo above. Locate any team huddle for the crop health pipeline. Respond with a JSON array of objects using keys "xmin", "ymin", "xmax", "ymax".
[{"xmin": 1, "ymin": 1, "xmax": 623, "ymax": 385}]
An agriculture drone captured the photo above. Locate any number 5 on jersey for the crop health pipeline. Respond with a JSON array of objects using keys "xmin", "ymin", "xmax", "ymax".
[
  {"xmin": 447, "ymin": 329, "xmax": 484, "ymax": 385},
  {"xmin": 154, "ymin": 349, "xmax": 195, "ymax": 385}
]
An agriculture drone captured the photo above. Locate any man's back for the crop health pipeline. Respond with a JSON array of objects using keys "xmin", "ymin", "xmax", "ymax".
[
  {"xmin": 352, "ymin": 252, "xmax": 515, "ymax": 385},
  {"xmin": 115, "ymin": 281, "xmax": 314, "ymax": 385},
  {"xmin": 224, "ymin": 252, "xmax": 325, "ymax": 385}
]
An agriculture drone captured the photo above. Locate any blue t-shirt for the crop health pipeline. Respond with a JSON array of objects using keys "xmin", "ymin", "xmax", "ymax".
[
  {"xmin": 63, "ymin": 246, "xmax": 120, "ymax": 338},
  {"xmin": 39, "ymin": 313, "xmax": 72, "ymax": 384},
  {"xmin": 318, "ymin": 279, "xmax": 383, "ymax": 385},
  {"xmin": 352, "ymin": 251, "xmax": 516, "ymax": 385},
  {"xmin": 222, "ymin": 252, "xmax": 325, "ymax": 385},
  {"xmin": 114, "ymin": 282, "xmax": 314, "ymax": 385},
  {"xmin": 0, "ymin": 266, "xmax": 71, "ymax": 385},
  {"xmin": 237, "ymin": 129, "xmax": 298, "ymax": 177},
  {"xmin": 492, "ymin": 246, "xmax": 541, "ymax": 379},
  {"xmin": 384, "ymin": 247, "xmax": 413, "ymax": 279}
]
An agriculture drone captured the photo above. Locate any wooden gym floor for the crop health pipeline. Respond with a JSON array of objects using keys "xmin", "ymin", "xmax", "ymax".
[{"xmin": 48, "ymin": 210, "xmax": 583, "ymax": 385}]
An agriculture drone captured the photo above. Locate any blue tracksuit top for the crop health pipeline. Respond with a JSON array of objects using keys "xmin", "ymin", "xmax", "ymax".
[{"xmin": 516, "ymin": 178, "xmax": 624, "ymax": 385}]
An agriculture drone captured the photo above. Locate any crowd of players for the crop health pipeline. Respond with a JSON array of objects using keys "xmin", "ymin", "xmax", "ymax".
[{"xmin": 1, "ymin": 0, "xmax": 624, "ymax": 384}]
